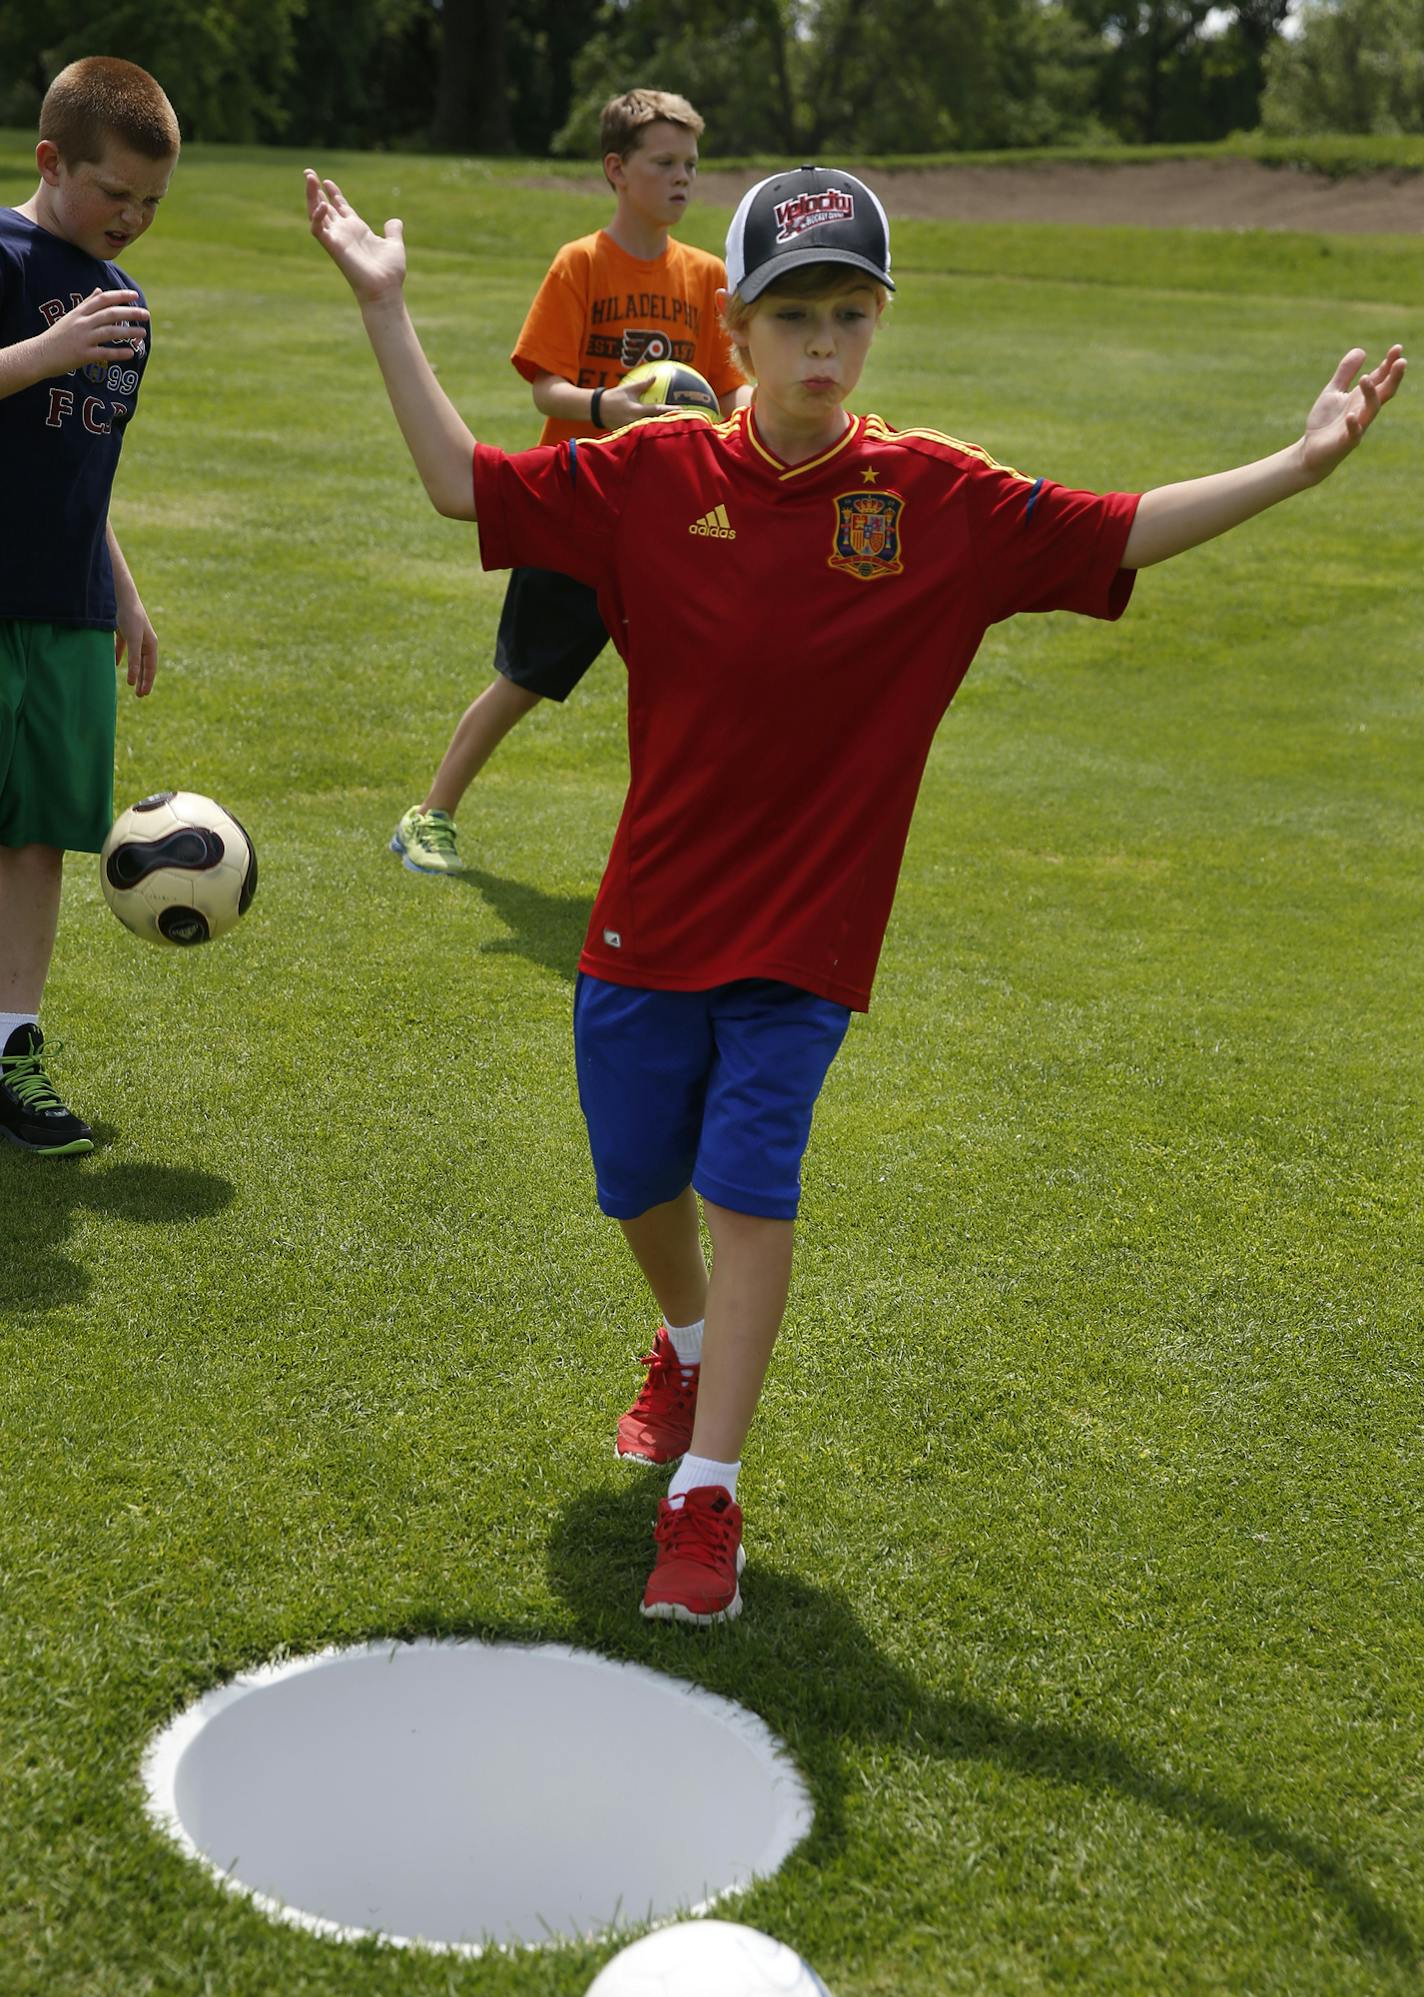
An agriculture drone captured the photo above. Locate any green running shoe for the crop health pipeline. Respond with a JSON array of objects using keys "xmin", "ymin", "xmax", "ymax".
[
  {"xmin": 0, "ymin": 1024, "xmax": 94, "ymax": 1157},
  {"xmin": 390, "ymin": 805, "xmax": 465, "ymax": 877}
]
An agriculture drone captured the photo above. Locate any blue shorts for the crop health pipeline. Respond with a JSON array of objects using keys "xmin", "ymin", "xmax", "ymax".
[{"xmin": 573, "ymin": 975, "xmax": 852, "ymax": 1221}]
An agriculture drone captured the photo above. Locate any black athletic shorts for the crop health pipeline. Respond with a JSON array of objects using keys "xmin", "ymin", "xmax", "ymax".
[{"xmin": 493, "ymin": 565, "xmax": 610, "ymax": 702}]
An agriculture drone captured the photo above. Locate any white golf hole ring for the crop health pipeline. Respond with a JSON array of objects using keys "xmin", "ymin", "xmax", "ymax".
[{"xmin": 141, "ymin": 1639, "xmax": 813, "ymax": 1955}]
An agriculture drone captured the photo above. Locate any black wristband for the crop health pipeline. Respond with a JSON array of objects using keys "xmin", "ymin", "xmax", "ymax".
[{"xmin": 590, "ymin": 387, "xmax": 606, "ymax": 430}]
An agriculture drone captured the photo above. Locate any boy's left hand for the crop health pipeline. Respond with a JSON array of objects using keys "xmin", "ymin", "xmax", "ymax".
[
  {"xmin": 116, "ymin": 604, "xmax": 158, "ymax": 698},
  {"xmin": 1300, "ymin": 345, "xmax": 1406, "ymax": 484},
  {"xmin": 305, "ymin": 169, "xmax": 406, "ymax": 304}
]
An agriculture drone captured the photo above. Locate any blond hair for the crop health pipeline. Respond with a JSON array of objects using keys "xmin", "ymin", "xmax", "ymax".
[
  {"xmin": 40, "ymin": 56, "xmax": 180, "ymax": 166},
  {"xmin": 720, "ymin": 263, "xmax": 889, "ymax": 378},
  {"xmin": 600, "ymin": 89, "xmax": 703, "ymax": 177}
]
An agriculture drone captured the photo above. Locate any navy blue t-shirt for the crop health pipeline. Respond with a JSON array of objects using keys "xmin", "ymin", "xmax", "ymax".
[{"xmin": 0, "ymin": 207, "xmax": 151, "ymax": 627}]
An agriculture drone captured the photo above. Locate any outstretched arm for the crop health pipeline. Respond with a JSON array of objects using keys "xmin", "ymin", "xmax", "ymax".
[
  {"xmin": 1123, "ymin": 346, "xmax": 1406, "ymax": 570},
  {"xmin": 305, "ymin": 170, "xmax": 477, "ymax": 520}
]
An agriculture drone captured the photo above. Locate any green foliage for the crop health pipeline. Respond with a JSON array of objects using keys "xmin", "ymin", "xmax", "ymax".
[
  {"xmin": 281, "ymin": 0, "xmax": 437, "ymax": 151},
  {"xmin": 0, "ymin": 0, "xmax": 439, "ymax": 147},
  {"xmin": 505, "ymin": 0, "xmax": 604, "ymax": 154},
  {"xmin": 814, "ymin": 0, "xmax": 1111, "ymax": 151},
  {"xmin": 1065, "ymin": 0, "xmax": 1294, "ymax": 141},
  {"xmin": 0, "ymin": 0, "xmax": 600, "ymax": 154},
  {"xmin": 1261, "ymin": 0, "xmax": 1424, "ymax": 136},
  {"xmin": 555, "ymin": 0, "xmax": 1109, "ymax": 154},
  {"xmin": 553, "ymin": 0, "xmax": 1305, "ymax": 155},
  {"xmin": 553, "ymin": 0, "xmax": 818, "ymax": 156},
  {"xmin": 5, "ymin": 0, "xmax": 1415, "ymax": 149},
  {"xmin": 0, "ymin": 0, "xmax": 304, "ymax": 142}
]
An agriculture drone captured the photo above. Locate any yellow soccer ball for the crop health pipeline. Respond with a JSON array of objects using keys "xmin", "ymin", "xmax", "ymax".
[{"xmin": 617, "ymin": 359, "xmax": 720, "ymax": 420}]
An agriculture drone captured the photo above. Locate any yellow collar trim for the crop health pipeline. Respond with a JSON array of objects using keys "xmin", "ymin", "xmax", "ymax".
[
  {"xmin": 575, "ymin": 406, "xmax": 721, "ymax": 453},
  {"xmin": 747, "ymin": 409, "xmax": 862, "ymax": 481}
]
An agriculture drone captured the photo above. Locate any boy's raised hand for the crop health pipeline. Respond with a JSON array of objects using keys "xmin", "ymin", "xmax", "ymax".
[
  {"xmin": 305, "ymin": 170, "xmax": 406, "ymax": 303},
  {"xmin": 1300, "ymin": 345, "xmax": 1406, "ymax": 483}
]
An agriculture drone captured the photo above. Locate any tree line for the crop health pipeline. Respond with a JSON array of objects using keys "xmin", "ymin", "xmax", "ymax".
[{"xmin": 2, "ymin": 0, "xmax": 1419, "ymax": 157}]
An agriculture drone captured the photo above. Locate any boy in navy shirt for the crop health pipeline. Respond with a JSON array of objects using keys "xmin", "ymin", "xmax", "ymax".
[
  {"xmin": 0, "ymin": 57, "xmax": 178, "ymax": 1155},
  {"xmin": 307, "ymin": 162, "xmax": 1404, "ymax": 1623}
]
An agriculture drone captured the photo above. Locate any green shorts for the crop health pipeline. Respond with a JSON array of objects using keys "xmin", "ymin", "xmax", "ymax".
[{"xmin": 0, "ymin": 620, "xmax": 117, "ymax": 853}]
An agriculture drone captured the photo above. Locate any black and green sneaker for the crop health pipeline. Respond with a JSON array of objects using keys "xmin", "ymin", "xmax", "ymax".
[{"xmin": 0, "ymin": 1024, "xmax": 94, "ymax": 1157}]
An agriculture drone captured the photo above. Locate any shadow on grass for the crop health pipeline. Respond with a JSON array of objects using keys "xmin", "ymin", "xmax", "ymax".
[
  {"xmin": 0, "ymin": 1154, "xmax": 235, "ymax": 1315},
  {"xmin": 536, "ymin": 1480, "xmax": 1416, "ymax": 1969},
  {"xmin": 456, "ymin": 866, "xmax": 590, "ymax": 985}
]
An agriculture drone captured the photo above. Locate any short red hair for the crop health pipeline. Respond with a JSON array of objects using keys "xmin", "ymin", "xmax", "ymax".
[{"xmin": 40, "ymin": 57, "xmax": 180, "ymax": 167}]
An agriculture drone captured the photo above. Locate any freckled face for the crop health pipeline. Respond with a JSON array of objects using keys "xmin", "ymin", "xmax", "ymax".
[{"xmin": 38, "ymin": 139, "xmax": 173, "ymax": 260}]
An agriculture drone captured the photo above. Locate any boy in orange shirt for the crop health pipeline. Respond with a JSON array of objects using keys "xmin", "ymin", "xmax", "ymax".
[{"xmin": 391, "ymin": 87, "xmax": 745, "ymax": 877}]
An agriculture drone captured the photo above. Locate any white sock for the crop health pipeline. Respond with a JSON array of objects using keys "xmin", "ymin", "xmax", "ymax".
[
  {"xmin": 664, "ymin": 1317, "xmax": 704, "ymax": 1367},
  {"xmin": 668, "ymin": 1453, "xmax": 740, "ymax": 1507},
  {"xmin": 0, "ymin": 1011, "xmax": 39, "ymax": 1052}
]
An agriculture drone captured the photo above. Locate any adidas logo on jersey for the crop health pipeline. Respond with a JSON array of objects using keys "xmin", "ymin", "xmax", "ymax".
[{"xmin": 689, "ymin": 503, "xmax": 736, "ymax": 539}]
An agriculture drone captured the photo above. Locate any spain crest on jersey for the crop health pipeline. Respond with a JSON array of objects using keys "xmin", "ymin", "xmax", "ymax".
[{"xmin": 828, "ymin": 489, "xmax": 905, "ymax": 580}]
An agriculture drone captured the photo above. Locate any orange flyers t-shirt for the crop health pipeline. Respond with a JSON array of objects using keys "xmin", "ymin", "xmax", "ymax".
[{"xmin": 511, "ymin": 231, "xmax": 745, "ymax": 447}]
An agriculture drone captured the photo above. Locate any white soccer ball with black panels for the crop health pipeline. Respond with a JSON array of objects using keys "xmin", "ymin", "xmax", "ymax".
[
  {"xmin": 586, "ymin": 1920, "xmax": 833, "ymax": 1997},
  {"xmin": 101, "ymin": 790, "xmax": 257, "ymax": 946}
]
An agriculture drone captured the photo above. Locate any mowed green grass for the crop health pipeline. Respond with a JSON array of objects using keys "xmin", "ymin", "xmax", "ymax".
[{"xmin": 0, "ymin": 138, "xmax": 1420, "ymax": 1997}]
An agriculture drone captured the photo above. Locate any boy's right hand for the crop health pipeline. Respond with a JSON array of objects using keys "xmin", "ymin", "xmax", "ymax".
[
  {"xmin": 39, "ymin": 289, "xmax": 149, "ymax": 374},
  {"xmin": 597, "ymin": 382, "xmax": 674, "ymax": 431},
  {"xmin": 305, "ymin": 169, "xmax": 406, "ymax": 304}
]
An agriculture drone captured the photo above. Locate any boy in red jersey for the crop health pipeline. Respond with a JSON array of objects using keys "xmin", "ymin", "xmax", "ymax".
[
  {"xmin": 389, "ymin": 88, "xmax": 745, "ymax": 878},
  {"xmin": 306, "ymin": 162, "xmax": 1405, "ymax": 1624}
]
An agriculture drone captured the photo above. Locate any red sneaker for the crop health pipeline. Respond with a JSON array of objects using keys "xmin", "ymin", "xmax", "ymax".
[
  {"xmin": 641, "ymin": 1486, "xmax": 745, "ymax": 1625},
  {"xmin": 615, "ymin": 1329, "xmax": 699, "ymax": 1465}
]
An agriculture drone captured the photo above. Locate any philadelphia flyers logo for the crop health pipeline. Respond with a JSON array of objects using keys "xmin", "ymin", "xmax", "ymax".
[
  {"xmin": 619, "ymin": 328, "xmax": 696, "ymax": 367},
  {"xmin": 621, "ymin": 328, "xmax": 673, "ymax": 368}
]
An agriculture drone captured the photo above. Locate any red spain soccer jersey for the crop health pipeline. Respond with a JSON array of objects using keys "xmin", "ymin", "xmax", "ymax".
[{"xmin": 473, "ymin": 407, "xmax": 1139, "ymax": 1010}]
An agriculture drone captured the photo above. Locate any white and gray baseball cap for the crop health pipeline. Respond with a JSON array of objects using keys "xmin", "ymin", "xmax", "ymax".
[{"xmin": 725, "ymin": 165, "xmax": 894, "ymax": 303}]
